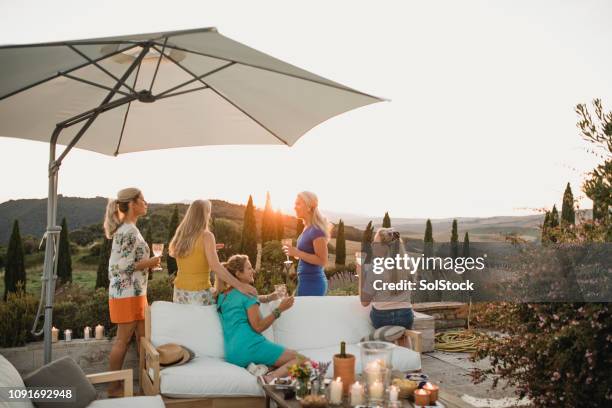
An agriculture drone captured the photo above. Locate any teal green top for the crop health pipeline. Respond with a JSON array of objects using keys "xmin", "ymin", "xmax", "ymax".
[{"xmin": 217, "ymin": 289, "xmax": 285, "ymax": 367}]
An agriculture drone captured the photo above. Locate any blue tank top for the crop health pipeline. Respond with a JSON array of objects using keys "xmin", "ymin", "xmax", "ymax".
[{"xmin": 296, "ymin": 225, "xmax": 326, "ymax": 276}]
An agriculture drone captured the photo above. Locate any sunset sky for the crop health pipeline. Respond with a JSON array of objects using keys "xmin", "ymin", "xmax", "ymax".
[{"xmin": 0, "ymin": 0, "xmax": 611, "ymax": 219}]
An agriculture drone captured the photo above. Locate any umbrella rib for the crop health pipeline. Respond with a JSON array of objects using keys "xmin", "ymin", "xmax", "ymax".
[
  {"xmin": 114, "ymin": 57, "xmax": 143, "ymax": 156},
  {"xmin": 149, "ymin": 38, "xmax": 167, "ymax": 93},
  {"xmin": 155, "ymin": 85, "xmax": 209, "ymax": 100},
  {"xmin": 68, "ymin": 45, "xmax": 137, "ymax": 94},
  {"xmin": 154, "ymin": 45, "xmax": 289, "ymax": 146},
  {"xmin": 59, "ymin": 72, "xmax": 132, "ymax": 97},
  {"xmin": 0, "ymin": 43, "xmax": 140, "ymax": 102},
  {"xmin": 154, "ymin": 42, "xmax": 386, "ymax": 102},
  {"xmin": 154, "ymin": 61, "xmax": 233, "ymax": 98}
]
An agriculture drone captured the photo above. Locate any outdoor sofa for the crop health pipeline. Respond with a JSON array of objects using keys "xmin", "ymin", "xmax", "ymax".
[{"xmin": 140, "ymin": 295, "xmax": 426, "ymax": 407}]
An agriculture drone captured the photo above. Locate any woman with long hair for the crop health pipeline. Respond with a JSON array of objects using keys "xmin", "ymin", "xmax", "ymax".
[
  {"xmin": 283, "ymin": 191, "xmax": 330, "ymax": 296},
  {"xmin": 359, "ymin": 227, "xmax": 414, "ymax": 329},
  {"xmin": 216, "ymin": 254, "xmax": 300, "ymax": 383},
  {"xmin": 104, "ymin": 188, "xmax": 161, "ymax": 397},
  {"xmin": 169, "ymin": 199, "xmax": 257, "ymax": 304}
]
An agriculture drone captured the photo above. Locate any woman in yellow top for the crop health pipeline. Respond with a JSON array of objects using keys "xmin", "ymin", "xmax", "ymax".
[{"xmin": 169, "ymin": 200, "xmax": 257, "ymax": 305}]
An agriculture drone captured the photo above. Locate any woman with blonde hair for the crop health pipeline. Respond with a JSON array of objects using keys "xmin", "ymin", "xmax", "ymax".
[
  {"xmin": 283, "ymin": 191, "xmax": 330, "ymax": 296},
  {"xmin": 104, "ymin": 188, "xmax": 161, "ymax": 397},
  {"xmin": 359, "ymin": 228, "xmax": 414, "ymax": 329},
  {"xmin": 169, "ymin": 199, "xmax": 257, "ymax": 304},
  {"xmin": 216, "ymin": 254, "xmax": 299, "ymax": 383}
]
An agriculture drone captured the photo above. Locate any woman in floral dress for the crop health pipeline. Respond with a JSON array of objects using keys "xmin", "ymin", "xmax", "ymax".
[{"xmin": 103, "ymin": 187, "xmax": 160, "ymax": 397}]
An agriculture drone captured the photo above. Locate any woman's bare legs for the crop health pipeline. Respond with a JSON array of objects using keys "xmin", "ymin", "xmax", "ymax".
[
  {"xmin": 108, "ymin": 321, "xmax": 138, "ymax": 396},
  {"xmin": 265, "ymin": 350, "xmax": 301, "ymax": 381}
]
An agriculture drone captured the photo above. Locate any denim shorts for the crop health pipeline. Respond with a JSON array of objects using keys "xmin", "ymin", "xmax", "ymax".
[{"xmin": 370, "ymin": 307, "xmax": 414, "ymax": 329}]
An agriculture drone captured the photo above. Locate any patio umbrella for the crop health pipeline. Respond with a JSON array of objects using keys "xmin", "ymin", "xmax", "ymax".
[{"xmin": 0, "ymin": 27, "xmax": 383, "ymax": 364}]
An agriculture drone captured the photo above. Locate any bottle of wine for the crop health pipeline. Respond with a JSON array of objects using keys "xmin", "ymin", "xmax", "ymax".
[{"xmin": 340, "ymin": 341, "xmax": 346, "ymax": 358}]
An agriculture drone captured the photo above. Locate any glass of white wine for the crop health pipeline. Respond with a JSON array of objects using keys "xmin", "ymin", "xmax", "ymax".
[
  {"xmin": 281, "ymin": 238, "xmax": 293, "ymax": 266},
  {"xmin": 274, "ymin": 284, "xmax": 288, "ymax": 299},
  {"xmin": 152, "ymin": 243, "xmax": 164, "ymax": 271}
]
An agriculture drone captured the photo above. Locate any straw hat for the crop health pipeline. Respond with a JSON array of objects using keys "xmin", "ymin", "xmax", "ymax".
[{"xmin": 156, "ymin": 343, "xmax": 194, "ymax": 367}]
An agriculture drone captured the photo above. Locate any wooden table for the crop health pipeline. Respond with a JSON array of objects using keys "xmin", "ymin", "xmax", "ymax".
[{"xmin": 262, "ymin": 384, "xmax": 472, "ymax": 408}]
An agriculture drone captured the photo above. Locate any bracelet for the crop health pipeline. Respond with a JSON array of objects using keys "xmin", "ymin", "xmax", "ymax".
[{"xmin": 272, "ymin": 308, "xmax": 281, "ymax": 319}]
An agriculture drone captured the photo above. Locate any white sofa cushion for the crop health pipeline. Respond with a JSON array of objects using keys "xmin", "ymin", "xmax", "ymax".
[
  {"xmin": 273, "ymin": 296, "xmax": 372, "ymax": 350},
  {"xmin": 150, "ymin": 302, "xmax": 225, "ymax": 358},
  {"xmin": 88, "ymin": 396, "xmax": 165, "ymax": 408},
  {"xmin": 158, "ymin": 356, "xmax": 263, "ymax": 398},
  {"xmin": 0, "ymin": 354, "xmax": 35, "ymax": 408},
  {"xmin": 297, "ymin": 343, "xmax": 421, "ymax": 378}
]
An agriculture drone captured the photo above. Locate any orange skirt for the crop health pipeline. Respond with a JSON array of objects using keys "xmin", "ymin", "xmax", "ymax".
[{"xmin": 109, "ymin": 296, "xmax": 147, "ymax": 323}]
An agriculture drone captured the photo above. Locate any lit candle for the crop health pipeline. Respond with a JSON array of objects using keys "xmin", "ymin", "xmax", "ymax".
[
  {"xmin": 349, "ymin": 381, "xmax": 364, "ymax": 406},
  {"xmin": 51, "ymin": 326, "xmax": 59, "ymax": 343},
  {"xmin": 423, "ymin": 382, "xmax": 439, "ymax": 403},
  {"xmin": 83, "ymin": 326, "xmax": 91, "ymax": 340},
  {"xmin": 365, "ymin": 360, "xmax": 383, "ymax": 384},
  {"xmin": 95, "ymin": 324, "xmax": 104, "ymax": 340},
  {"xmin": 329, "ymin": 377, "xmax": 343, "ymax": 405},
  {"xmin": 414, "ymin": 388, "xmax": 431, "ymax": 406},
  {"xmin": 369, "ymin": 379, "xmax": 384, "ymax": 400},
  {"xmin": 389, "ymin": 384, "xmax": 399, "ymax": 402},
  {"xmin": 64, "ymin": 329, "xmax": 72, "ymax": 342}
]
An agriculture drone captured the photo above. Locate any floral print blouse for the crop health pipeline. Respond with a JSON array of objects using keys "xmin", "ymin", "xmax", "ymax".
[{"xmin": 108, "ymin": 223, "xmax": 150, "ymax": 299}]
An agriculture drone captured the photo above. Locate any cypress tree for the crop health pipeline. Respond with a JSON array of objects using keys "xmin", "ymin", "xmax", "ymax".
[
  {"xmin": 335, "ymin": 220, "xmax": 346, "ymax": 266},
  {"xmin": 95, "ymin": 238, "xmax": 111, "ymax": 288},
  {"xmin": 382, "ymin": 212, "xmax": 391, "ymax": 228},
  {"xmin": 145, "ymin": 226, "xmax": 153, "ymax": 280},
  {"xmin": 450, "ymin": 219, "xmax": 459, "ymax": 258},
  {"xmin": 166, "ymin": 206, "xmax": 180, "ymax": 275},
  {"xmin": 57, "ymin": 218, "xmax": 72, "ymax": 284},
  {"xmin": 261, "ymin": 192, "xmax": 275, "ymax": 245},
  {"xmin": 550, "ymin": 205, "xmax": 559, "ymax": 228},
  {"xmin": 4, "ymin": 220, "xmax": 26, "ymax": 300},
  {"xmin": 462, "ymin": 232, "xmax": 470, "ymax": 258},
  {"xmin": 240, "ymin": 195, "xmax": 258, "ymax": 267},
  {"xmin": 541, "ymin": 211, "xmax": 550, "ymax": 243},
  {"xmin": 361, "ymin": 220, "xmax": 374, "ymax": 263},
  {"xmin": 275, "ymin": 209, "xmax": 284, "ymax": 240},
  {"xmin": 424, "ymin": 219, "xmax": 434, "ymax": 259},
  {"xmin": 295, "ymin": 218, "xmax": 304, "ymax": 238},
  {"xmin": 561, "ymin": 182, "xmax": 576, "ymax": 227}
]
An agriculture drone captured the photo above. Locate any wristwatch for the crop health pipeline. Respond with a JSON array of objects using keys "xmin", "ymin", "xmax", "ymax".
[{"xmin": 272, "ymin": 308, "xmax": 281, "ymax": 319}]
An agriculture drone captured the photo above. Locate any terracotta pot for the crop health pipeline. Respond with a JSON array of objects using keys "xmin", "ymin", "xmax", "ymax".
[{"xmin": 333, "ymin": 353, "xmax": 355, "ymax": 394}]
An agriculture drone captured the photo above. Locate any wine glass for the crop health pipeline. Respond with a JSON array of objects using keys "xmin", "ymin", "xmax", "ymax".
[
  {"xmin": 281, "ymin": 238, "xmax": 293, "ymax": 265},
  {"xmin": 274, "ymin": 284, "xmax": 288, "ymax": 299},
  {"xmin": 152, "ymin": 243, "xmax": 164, "ymax": 271},
  {"xmin": 355, "ymin": 251, "xmax": 364, "ymax": 277}
]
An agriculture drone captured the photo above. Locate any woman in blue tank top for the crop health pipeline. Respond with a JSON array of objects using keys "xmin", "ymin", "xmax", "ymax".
[{"xmin": 283, "ymin": 191, "xmax": 329, "ymax": 296}]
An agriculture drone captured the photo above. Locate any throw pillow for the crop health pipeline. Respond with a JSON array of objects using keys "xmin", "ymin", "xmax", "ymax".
[
  {"xmin": 23, "ymin": 356, "xmax": 96, "ymax": 408},
  {"xmin": 360, "ymin": 325, "xmax": 405, "ymax": 342}
]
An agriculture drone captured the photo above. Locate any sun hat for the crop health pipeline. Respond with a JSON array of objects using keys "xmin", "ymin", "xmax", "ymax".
[{"xmin": 156, "ymin": 343, "xmax": 194, "ymax": 367}]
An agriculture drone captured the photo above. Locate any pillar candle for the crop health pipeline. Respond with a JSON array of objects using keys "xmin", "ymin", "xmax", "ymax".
[
  {"xmin": 64, "ymin": 329, "xmax": 72, "ymax": 342},
  {"xmin": 369, "ymin": 380, "xmax": 384, "ymax": 400},
  {"xmin": 389, "ymin": 384, "xmax": 399, "ymax": 402},
  {"xmin": 423, "ymin": 382, "xmax": 439, "ymax": 403},
  {"xmin": 414, "ymin": 388, "xmax": 431, "ymax": 406},
  {"xmin": 51, "ymin": 326, "xmax": 59, "ymax": 343},
  {"xmin": 95, "ymin": 324, "xmax": 104, "ymax": 340},
  {"xmin": 83, "ymin": 326, "xmax": 91, "ymax": 340},
  {"xmin": 349, "ymin": 381, "xmax": 364, "ymax": 406},
  {"xmin": 329, "ymin": 377, "xmax": 343, "ymax": 404}
]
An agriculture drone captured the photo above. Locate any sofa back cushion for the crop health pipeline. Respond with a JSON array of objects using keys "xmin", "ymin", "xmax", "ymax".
[
  {"xmin": 150, "ymin": 301, "xmax": 225, "ymax": 358},
  {"xmin": 273, "ymin": 296, "xmax": 372, "ymax": 350}
]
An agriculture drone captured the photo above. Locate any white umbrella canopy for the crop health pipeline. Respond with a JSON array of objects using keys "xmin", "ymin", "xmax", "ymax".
[
  {"xmin": 0, "ymin": 27, "xmax": 382, "ymax": 154},
  {"xmin": 0, "ymin": 27, "xmax": 383, "ymax": 366}
]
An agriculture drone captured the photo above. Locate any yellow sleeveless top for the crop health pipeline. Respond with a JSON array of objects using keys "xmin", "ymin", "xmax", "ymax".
[{"xmin": 174, "ymin": 235, "xmax": 211, "ymax": 291}]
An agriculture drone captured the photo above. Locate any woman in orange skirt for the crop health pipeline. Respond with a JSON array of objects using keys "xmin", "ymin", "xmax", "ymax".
[{"xmin": 103, "ymin": 187, "xmax": 161, "ymax": 397}]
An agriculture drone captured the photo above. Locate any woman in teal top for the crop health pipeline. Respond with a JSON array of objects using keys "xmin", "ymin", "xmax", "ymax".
[{"xmin": 216, "ymin": 254, "xmax": 300, "ymax": 382}]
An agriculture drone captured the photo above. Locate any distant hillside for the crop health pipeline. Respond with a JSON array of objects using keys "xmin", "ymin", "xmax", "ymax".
[{"xmin": 0, "ymin": 196, "xmax": 363, "ymax": 245}]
